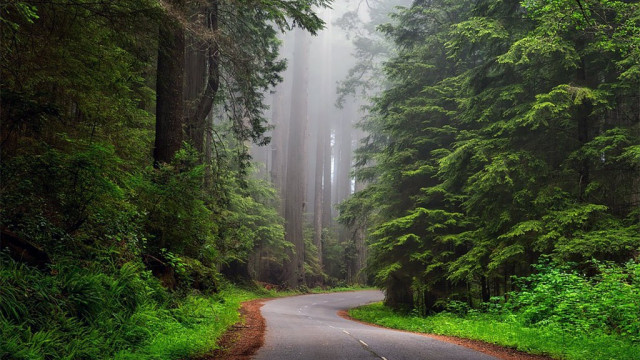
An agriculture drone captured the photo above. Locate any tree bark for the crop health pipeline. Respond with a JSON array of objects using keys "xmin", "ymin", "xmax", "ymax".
[
  {"xmin": 185, "ymin": 1, "xmax": 220, "ymax": 155},
  {"xmin": 284, "ymin": 28, "xmax": 310, "ymax": 288},
  {"xmin": 154, "ymin": 0, "xmax": 185, "ymax": 165},
  {"xmin": 322, "ymin": 129, "xmax": 333, "ymax": 228},
  {"xmin": 313, "ymin": 126, "xmax": 326, "ymax": 268}
]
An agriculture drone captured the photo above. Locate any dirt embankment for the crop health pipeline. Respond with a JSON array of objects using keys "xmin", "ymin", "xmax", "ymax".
[{"xmin": 195, "ymin": 298, "xmax": 270, "ymax": 360}]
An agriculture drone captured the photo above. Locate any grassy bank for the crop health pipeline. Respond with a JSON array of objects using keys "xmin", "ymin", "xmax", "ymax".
[
  {"xmin": 115, "ymin": 288, "xmax": 265, "ymax": 359},
  {"xmin": 349, "ymin": 302, "xmax": 640, "ymax": 360}
]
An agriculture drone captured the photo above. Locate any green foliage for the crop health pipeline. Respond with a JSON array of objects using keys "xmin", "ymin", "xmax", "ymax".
[
  {"xmin": 346, "ymin": 0, "xmax": 640, "ymax": 312},
  {"xmin": 0, "ymin": 2, "xmax": 39, "ymax": 29},
  {"xmin": 0, "ymin": 253, "xmax": 290, "ymax": 360},
  {"xmin": 114, "ymin": 287, "xmax": 260, "ymax": 359},
  {"xmin": 0, "ymin": 254, "xmax": 166, "ymax": 359},
  {"xmin": 319, "ymin": 227, "xmax": 350, "ymax": 285},
  {"xmin": 350, "ymin": 302, "xmax": 640, "ymax": 360},
  {"xmin": 219, "ymin": 172, "xmax": 288, "ymax": 267},
  {"xmin": 0, "ymin": 141, "xmax": 143, "ymax": 259},
  {"xmin": 507, "ymin": 260, "xmax": 640, "ymax": 340},
  {"xmin": 0, "ymin": 0, "xmax": 157, "ymax": 262},
  {"xmin": 135, "ymin": 147, "xmax": 213, "ymax": 259},
  {"xmin": 350, "ymin": 259, "xmax": 640, "ymax": 359}
]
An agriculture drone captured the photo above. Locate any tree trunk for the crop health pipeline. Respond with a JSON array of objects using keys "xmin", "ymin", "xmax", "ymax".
[
  {"xmin": 313, "ymin": 126, "xmax": 326, "ymax": 268},
  {"xmin": 322, "ymin": 129, "xmax": 333, "ymax": 228},
  {"xmin": 284, "ymin": 28, "xmax": 310, "ymax": 288},
  {"xmin": 184, "ymin": 33, "xmax": 207, "ymax": 153},
  {"xmin": 154, "ymin": 0, "xmax": 185, "ymax": 165},
  {"xmin": 385, "ymin": 275, "xmax": 413, "ymax": 310},
  {"xmin": 185, "ymin": 2, "xmax": 219, "ymax": 155},
  {"xmin": 336, "ymin": 100, "xmax": 353, "ymax": 206},
  {"xmin": 481, "ymin": 275, "xmax": 490, "ymax": 302},
  {"xmin": 353, "ymin": 221, "xmax": 367, "ymax": 283}
]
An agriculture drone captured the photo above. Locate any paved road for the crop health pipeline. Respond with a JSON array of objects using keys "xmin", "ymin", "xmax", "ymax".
[{"xmin": 253, "ymin": 290, "xmax": 497, "ymax": 360}]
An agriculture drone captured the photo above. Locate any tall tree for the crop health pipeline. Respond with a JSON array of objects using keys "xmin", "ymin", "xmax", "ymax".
[
  {"xmin": 154, "ymin": 0, "xmax": 186, "ymax": 165},
  {"xmin": 313, "ymin": 125, "xmax": 327, "ymax": 267},
  {"xmin": 322, "ymin": 129, "xmax": 333, "ymax": 228},
  {"xmin": 284, "ymin": 28, "xmax": 311, "ymax": 287},
  {"xmin": 346, "ymin": 0, "xmax": 639, "ymax": 312}
]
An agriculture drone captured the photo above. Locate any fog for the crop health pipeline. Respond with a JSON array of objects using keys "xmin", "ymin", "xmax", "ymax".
[{"xmin": 247, "ymin": 0, "xmax": 411, "ymax": 286}]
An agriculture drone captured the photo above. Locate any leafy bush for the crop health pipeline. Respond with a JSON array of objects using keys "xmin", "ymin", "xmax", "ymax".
[
  {"xmin": 350, "ymin": 259, "xmax": 640, "ymax": 360},
  {"xmin": 0, "ymin": 254, "xmax": 166, "ymax": 359},
  {"xmin": 507, "ymin": 260, "xmax": 640, "ymax": 341},
  {"xmin": 350, "ymin": 301, "xmax": 640, "ymax": 360},
  {"xmin": 134, "ymin": 147, "xmax": 214, "ymax": 260}
]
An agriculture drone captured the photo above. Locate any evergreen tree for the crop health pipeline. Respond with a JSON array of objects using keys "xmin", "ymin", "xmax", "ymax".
[{"xmin": 347, "ymin": 0, "xmax": 640, "ymax": 312}]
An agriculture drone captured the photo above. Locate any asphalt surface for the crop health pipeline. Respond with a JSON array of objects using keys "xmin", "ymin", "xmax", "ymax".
[{"xmin": 253, "ymin": 290, "xmax": 497, "ymax": 360}]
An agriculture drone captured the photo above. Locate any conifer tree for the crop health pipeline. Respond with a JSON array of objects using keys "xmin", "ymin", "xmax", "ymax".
[{"xmin": 347, "ymin": 0, "xmax": 640, "ymax": 312}]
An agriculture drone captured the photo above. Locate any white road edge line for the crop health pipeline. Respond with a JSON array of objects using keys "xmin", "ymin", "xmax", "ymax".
[
  {"xmin": 381, "ymin": 357, "xmax": 387, "ymax": 360},
  {"xmin": 359, "ymin": 340, "xmax": 368, "ymax": 347}
]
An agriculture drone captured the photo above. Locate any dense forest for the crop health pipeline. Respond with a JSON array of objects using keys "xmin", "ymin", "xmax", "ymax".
[
  {"xmin": 340, "ymin": 0, "xmax": 640, "ymax": 313},
  {"xmin": 1, "ymin": 0, "xmax": 639, "ymax": 358}
]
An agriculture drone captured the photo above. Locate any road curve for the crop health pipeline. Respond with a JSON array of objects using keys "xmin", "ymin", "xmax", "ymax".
[{"xmin": 253, "ymin": 290, "xmax": 497, "ymax": 360}]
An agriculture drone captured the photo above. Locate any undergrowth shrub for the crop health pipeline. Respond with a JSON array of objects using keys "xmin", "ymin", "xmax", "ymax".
[
  {"xmin": 506, "ymin": 259, "xmax": 640, "ymax": 341},
  {"xmin": 0, "ymin": 253, "xmax": 169, "ymax": 359}
]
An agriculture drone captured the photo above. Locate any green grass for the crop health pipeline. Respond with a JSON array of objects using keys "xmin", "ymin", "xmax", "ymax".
[
  {"xmin": 113, "ymin": 284, "xmax": 372, "ymax": 359},
  {"xmin": 114, "ymin": 284, "xmax": 309, "ymax": 359},
  {"xmin": 349, "ymin": 302, "xmax": 640, "ymax": 360},
  {"xmin": 119, "ymin": 285, "xmax": 372, "ymax": 358}
]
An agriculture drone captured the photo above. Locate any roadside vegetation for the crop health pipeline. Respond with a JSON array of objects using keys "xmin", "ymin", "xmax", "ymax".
[
  {"xmin": 0, "ymin": 253, "xmax": 286, "ymax": 360},
  {"xmin": 0, "ymin": 250, "xmax": 368, "ymax": 360},
  {"xmin": 351, "ymin": 260, "xmax": 640, "ymax": 360}
]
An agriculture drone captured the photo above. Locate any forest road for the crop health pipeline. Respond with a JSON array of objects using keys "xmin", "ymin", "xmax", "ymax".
[{"xmin": 253, "ymin": 290, "xmax": 497, "ymax": 360}]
